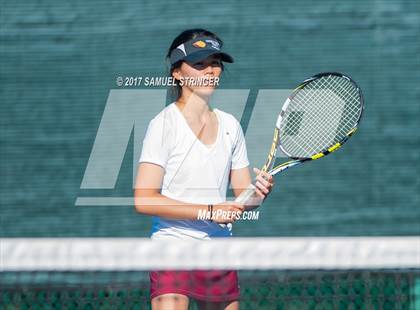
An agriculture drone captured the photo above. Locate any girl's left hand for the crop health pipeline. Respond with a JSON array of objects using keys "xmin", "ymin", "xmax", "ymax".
[{"xmin": 253, "ymin": 167, "xmax": 275, "ymax": 200}]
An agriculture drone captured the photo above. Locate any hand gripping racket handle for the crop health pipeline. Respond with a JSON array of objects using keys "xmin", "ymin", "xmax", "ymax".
[
  {"xmin": 235, "ymin": 163, "xmax": 297, "ymax": 205},
  {"xmin": 235, "ymin": 183, "xmax": 257, "ymax": 204},
  {"xmin": 219, "ymin": 172, "xmax": 270, "ymax": 228},
  {"xmin": 218, "ymin": 184, "xmax": 256, "ymax": 229}
]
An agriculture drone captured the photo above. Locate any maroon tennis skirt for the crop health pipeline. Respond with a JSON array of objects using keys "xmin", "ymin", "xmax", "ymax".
[{"xmin": 150, "ymin": 270, "xmax": 240, "ymax": 302}]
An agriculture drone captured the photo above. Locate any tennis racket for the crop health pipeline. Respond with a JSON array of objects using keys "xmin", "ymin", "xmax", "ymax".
[{"xmin": 236, "ymin": 72, "xmax": 364, "ymax": 205}]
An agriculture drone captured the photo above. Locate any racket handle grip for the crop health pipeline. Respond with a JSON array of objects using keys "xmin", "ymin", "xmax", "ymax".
[
  {"xmin": 235, "ymin": 183, "xmax": 256, "ymax": 204},
  {"xmin": 218, "ymin": 184, "xmax": 256, "ymax": 229}
]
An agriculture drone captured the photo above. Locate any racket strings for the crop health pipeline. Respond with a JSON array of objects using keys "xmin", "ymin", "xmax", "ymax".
[
  {"xmin": 281, "ymin": 77, "xmax": 350, "ymax": 156},
  {"xmin": 280, "ymin": 75, "xmax": 362, "ymax": 158},
  {"xmin": 304, "ymin": 76, "xmax": 360, "ymax": 139},
  {"xmin": 292, "ymin": 76, "xmax": 360, "ymax": 155},
  {"xmin": 289, "ymin": 76, "xmax": 359, "ymax": 156},
  {"xmin": 330, "ymin": 78, "xmax": 362, "ymax": 138}
]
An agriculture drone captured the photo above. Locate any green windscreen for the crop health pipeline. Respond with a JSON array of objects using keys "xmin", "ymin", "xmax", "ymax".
[{"xmin": 1, "ymin": 2, "xmax": 419, "ymax": 235}]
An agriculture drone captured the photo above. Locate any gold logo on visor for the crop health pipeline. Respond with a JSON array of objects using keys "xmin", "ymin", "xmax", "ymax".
[{"xmin": 193, "ymin": 40, "xmax": 206, "ymax": 48}]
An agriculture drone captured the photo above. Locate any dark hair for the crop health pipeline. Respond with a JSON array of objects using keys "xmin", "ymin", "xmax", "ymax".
[{"xmin": 166, "ymin": 28, "xmax": 224, "ymax": 101}]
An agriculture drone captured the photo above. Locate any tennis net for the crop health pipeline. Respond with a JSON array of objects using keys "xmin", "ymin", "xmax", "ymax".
[{"xmin": 1, "ymin": 237, "xmax": 419, "ymax": 309}]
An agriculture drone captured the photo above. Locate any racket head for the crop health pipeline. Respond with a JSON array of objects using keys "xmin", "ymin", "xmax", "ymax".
[{"xmin": 277, "ymin": 72, "xmax": 364, "ymax": 160}]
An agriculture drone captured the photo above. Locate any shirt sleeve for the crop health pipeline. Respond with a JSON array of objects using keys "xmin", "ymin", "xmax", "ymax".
[
  {"xmin": 231, "ymin": 121, "xmax": 250, "ymax": 170},
  {"xmin": 139, "ymin": 116, "xmax": 170, "ymax": 169}
]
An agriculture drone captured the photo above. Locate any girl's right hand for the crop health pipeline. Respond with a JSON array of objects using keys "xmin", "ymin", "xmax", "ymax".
[{"xmin": 212, "ymin": 202, "xmax": 245, "ymax": 224}]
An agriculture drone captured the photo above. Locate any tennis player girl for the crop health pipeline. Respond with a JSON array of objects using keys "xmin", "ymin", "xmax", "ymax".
[{"xmin": 135, "ymin": 29, "xmax": 275, "ymax": 310}]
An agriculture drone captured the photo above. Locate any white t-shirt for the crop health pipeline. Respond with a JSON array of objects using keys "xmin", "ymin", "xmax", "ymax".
[{"xmin": 139, "ymin": 103, "xmax": 249, "ymax": 240}]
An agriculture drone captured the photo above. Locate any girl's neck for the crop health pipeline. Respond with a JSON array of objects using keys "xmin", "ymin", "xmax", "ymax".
[{"xmin": 176, "ymin": 92, "xmax": 213, "ymax": 121}]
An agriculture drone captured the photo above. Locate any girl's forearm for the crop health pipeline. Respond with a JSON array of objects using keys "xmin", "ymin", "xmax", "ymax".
[{"xmin": 134, "ymin": 192, "xmax": 208, "ymax": 220}]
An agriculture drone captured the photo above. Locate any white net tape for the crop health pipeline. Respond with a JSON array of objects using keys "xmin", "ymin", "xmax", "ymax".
[{"xmin": 1, "ymin": 237, "xmax": 418, "ymax": 271}]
